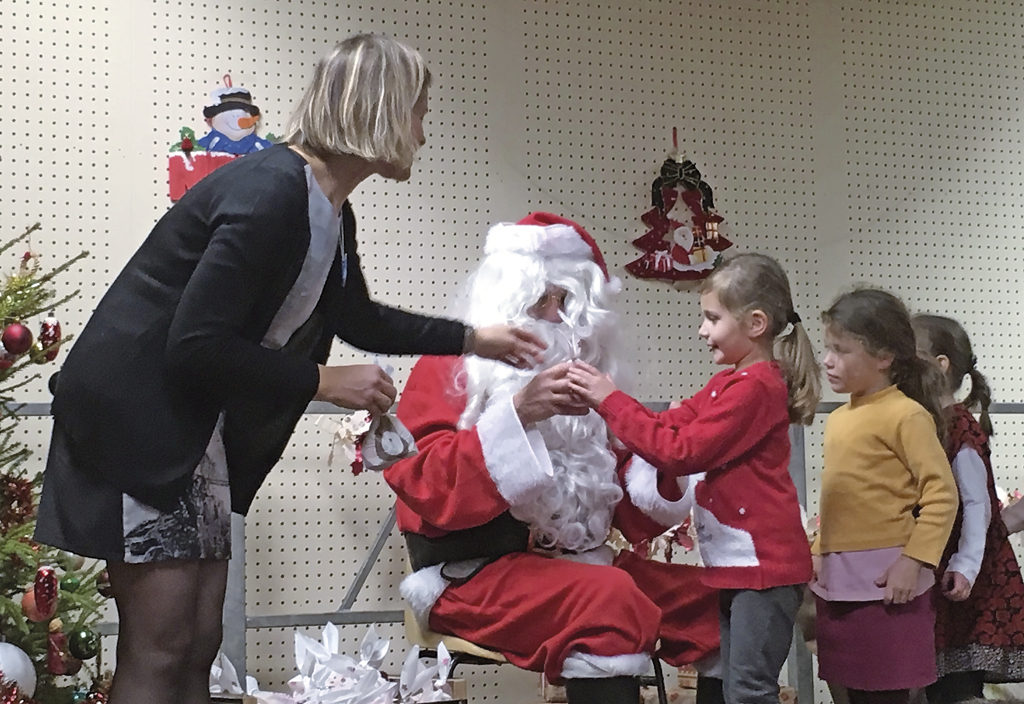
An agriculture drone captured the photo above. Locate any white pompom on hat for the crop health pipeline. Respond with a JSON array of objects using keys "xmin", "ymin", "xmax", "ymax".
[{"xmin": 485, "ymin": 212, "xmax": 610, "ymax": 281}]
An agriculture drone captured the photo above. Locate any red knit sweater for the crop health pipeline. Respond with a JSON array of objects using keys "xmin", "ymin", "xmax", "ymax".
[{"xmin": 597, "ymin": 361, "xmax": 812, "ymax": 590}]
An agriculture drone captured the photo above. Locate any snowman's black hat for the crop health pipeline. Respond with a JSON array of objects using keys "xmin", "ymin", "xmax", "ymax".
[{"xmin": 203, "ymin": 88, "xmax": 261, "ymax": 118}]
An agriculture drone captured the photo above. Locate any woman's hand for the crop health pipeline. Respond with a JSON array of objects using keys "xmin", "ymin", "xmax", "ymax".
[
  {"xmin": 513, "ymin": 362, "xmax": 590, "ymax": 425},
  {"xmin": 566, "ymin": 360, "xmax": 618, "ymax": 408},
  {"xmin": 315, "ymin": 364, "xmax": 396, "ymax": 416},
  {"xmin": 874, "ymin": 554, "xmax": 925, "ymax": 605},
  {"xmin": 940, "ymin": 570, "xmax": 972, "ymax": 601},
  {"xmin": 469, "ymin": 325, "xmax": 546, "ymax": 369}
]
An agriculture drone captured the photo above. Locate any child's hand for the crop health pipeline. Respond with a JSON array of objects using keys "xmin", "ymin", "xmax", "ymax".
[
  {"xmin": 566, "ymin": 360, "xmax": 618, "ymax": 408},
  {"xmin": 811, "ymin": 554, "xmax": 822, "ymax": 585},
  {"xmin": 669, "ymin": 400, "xmax": 683, "ymax": 410},
  {"xmin": 874, "ymin": 555, "xmax": 925, "ymax": 605},
  {"xmin": 940, "ymin": 570, "xmax": 972, "ymax": 601}
]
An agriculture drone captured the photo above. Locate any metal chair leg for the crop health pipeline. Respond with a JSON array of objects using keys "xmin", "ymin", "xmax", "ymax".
[{"xmin": 653, "ymin": 658, "xmax": 668, "ymax": 704}]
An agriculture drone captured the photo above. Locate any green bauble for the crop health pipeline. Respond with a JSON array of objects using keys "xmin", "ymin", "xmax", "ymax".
[
  {"xmin": 60, "ymin": 574, "xmax": 82, "ymax": 592},
  {"xmin": 67, "ymin": 627, "xmax": 100, "ymax": 660}
]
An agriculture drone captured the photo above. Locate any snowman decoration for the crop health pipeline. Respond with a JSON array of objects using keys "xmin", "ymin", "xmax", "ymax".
[
  {"xmin": 168, "ymin": 74, "xmax": 276, "ymax": 201},
  {"xmin": 197, "ymin": 75, "xmax": 273, "ymax": 155}
]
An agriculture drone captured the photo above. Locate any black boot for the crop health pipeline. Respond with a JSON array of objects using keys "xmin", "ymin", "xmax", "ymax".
[
  {"xmin": 696, "ymin": 675, "xmax": 725, "ymax": 704},
  {"xmin": 565, "ymin": 676, "xmax": 640, "ymax": 704}
]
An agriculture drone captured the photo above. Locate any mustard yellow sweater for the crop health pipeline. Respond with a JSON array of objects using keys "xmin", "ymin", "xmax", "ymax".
[{"xmin": 813, "ymin": 385, "xmax": 957, "ymax": 567}]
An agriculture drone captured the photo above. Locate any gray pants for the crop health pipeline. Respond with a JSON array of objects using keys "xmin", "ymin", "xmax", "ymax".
[{"xmin": 719, "ymin": 585, "xmax": 803, "ymax": 704}]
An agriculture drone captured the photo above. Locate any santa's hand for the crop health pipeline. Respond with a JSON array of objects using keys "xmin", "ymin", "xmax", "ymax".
[
  {"xmin": 566, "ymin": 360, "xmax": 617, "ymax": 408},
  {"xmin": 470, "ymin": 325, "xmax": 546, "ymax": 369},
  {"xmin": 315, "ymin": 364, "xmax": 396, "ymax": 416},
  {"xmin": 513, "ymin": 362, "xmax": 589, "ymax": 425},
  {"xmin": 941, "ymin": 570, "xmax": 972, "ymax": 601}
]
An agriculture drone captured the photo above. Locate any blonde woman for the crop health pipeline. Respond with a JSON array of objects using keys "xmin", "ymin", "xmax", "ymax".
[{"xmin": 35, "ymin": 34, "xmax": 543, "ymax": 704}]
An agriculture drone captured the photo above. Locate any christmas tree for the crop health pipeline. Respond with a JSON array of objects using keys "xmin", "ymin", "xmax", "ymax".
[{"xmin": 0, "ymin": 224, "xmax": 108, "ymax": 704}]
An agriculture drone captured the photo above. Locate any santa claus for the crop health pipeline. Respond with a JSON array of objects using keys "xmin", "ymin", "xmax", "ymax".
[{"xmin": 383, "ymin": 213, "xmax": 721, "ymax": 704}]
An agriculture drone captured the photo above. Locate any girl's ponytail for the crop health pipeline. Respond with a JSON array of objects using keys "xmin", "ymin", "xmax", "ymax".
[
  {"xmin": 890, "ymin": 353, "xmax": 948, "ymax": 444},
  {"xmin": 703, "ymin": 253, "xmax": 822, "ymax": 426},
  {"xmin": 776, "ymin": 319, "xmax": 822, "ymax": 425},
  {"xmin": 966, "ymin": 368, "xmax": 993, "ymax": 436},
  {"xmin": 911, "ymin": 313, "xmax": 993, "ymax": 437}
]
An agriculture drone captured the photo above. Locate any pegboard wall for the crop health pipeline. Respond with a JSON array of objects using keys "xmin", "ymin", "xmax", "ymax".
[{"xmin": 2, "ymin": 1, "xmax": 1024, "ymax": 701}]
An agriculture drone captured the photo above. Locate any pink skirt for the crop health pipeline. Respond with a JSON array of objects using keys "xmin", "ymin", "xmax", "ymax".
[{"xmin": 815, "ymin": 592, "xmax": 936, "ymax": 690}]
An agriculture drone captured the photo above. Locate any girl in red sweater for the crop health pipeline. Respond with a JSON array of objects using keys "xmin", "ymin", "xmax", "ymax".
[{"xmin": 568, "ymin": 253, "xmax": 820, "ymax": 704}]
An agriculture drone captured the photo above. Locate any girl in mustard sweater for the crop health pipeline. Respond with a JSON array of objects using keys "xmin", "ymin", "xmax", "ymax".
[{"xmin": 813, "ymin": 289, "xmax": 957, "ymax": 704}]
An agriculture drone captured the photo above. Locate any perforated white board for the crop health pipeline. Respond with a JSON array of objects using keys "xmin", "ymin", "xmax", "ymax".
[{"xmin": 3, "ymin": 1, "xmax": 1024, "ymax": 701}]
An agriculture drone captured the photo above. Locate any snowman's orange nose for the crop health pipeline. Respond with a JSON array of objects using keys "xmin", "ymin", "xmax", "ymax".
[{"xmin": 237, "ymin": 115, "xmax": 259, "ymax": 130}]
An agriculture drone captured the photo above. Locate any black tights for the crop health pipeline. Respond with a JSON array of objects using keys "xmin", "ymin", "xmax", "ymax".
[
  {"xmin": 927, "ymin": 672, "xmax": 985, "ymax": 704},
  {"xmin": 107, "ymin": 559, "xmax": 228, "ymax": 704},
  {"xmin": 848, "ymin": 687, "xmax": 911, "ymax": 704}
]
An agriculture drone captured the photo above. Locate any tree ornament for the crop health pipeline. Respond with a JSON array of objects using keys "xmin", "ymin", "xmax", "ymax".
[
  {"xmin": 0, "ymin": 680, "xmax": 26, "ymax": 704},
  {"xmin": 37, "ymin": 314, "xmax": 61, "ymax": 362},
  {"xmin": 1, "ymin": 323, "xmax": 32, "ymax": 356},
  {"xmin": 60, "ymin": 574, "xmax": 82, "ymax": 592},
  {"xmin": 47, "ymin": 618, "xmax": 83, "ymax": 676},
  {"xmin": 67, "ymin": 628, "xmax": 100, "ymax": 660},
  {"xmin": 33, "ymin": 565, "xmax": 58, "ymax": 617},
  {"xmin": 0, "ymin": 643, "xmax": 36, "ymax": 697},
  {"xmin": 57, "ymin": 550, "xmax": 86, "ymax": 571},
  {"xmin": 626, "ymin": 127, "xmax": 732, "ymax": 284},
  {"xmin": 95, "ymin": 569, "xmax": 113, "ymax": 598},
  {"xmin": 21, "ymin": 591, "xmax": 48, "ymax": 623}
]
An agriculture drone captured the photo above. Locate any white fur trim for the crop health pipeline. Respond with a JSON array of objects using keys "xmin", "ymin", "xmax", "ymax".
[
  {"xmin": 477, "ymin": 395, "xmax": 554, "ymax": 506},
  {"xmin": 485, "ymin": 222, "xmax": 593, "ymax": 263},
  {"xmin": 561, "ymin": 651, "xmax": 652, "ymax": 679},
  {"xmin": 557, "ymin": 544, "xmax": 615, "ymax": 567},
  {"xmin": 400, "ymin": 565, "xmax": 449, "ymax": 627},
  {"xmin": 694, "ymin": 502, "xmax": 759, "ymax": 568},
  {"xmin": 624, "ymin": 457, "xmax": 694, "ymax": 528}
]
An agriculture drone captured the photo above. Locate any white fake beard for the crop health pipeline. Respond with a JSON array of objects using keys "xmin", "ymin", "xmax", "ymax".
[{"xmin": 458, "ymin": 319, "xmax": 623, "ymax": 552}]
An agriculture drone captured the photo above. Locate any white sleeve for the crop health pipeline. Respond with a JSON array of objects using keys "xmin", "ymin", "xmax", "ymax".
[
  {"xmin": 947, "ymin": 446, "xmax": 992, "ymax": 585},
  {"xmin": 623, "ymin": 456, "xmax": 695, "ymax": 527},
  {"xmin": 476, "ymin": 394, "xmax": 554, "ymax": 506}
]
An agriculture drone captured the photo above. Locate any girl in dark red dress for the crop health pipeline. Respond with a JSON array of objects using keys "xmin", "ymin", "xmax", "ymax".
[{"xmin": 913, "ymin": 315, "xmax": 1024, "ymax": 704}]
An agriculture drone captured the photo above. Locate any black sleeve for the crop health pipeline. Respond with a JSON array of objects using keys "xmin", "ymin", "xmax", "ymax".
[
  {"xmin": 329, "ymin": 205, "xmax": 467, "ymax": 355},
  {"xmin": 164, "ymin": 163, "xmax": 320, "ymax": 403}
]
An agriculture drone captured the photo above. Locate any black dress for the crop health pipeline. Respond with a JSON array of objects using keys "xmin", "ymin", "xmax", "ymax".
[{"xmin": 35, "ymin": 145, "xmax": 465, "ymax": 561}]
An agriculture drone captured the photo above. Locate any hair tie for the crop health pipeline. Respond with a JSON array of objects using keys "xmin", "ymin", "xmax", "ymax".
[{"xmin": 787, "ymin": 311, "xmax": 802, "ymax": 325}]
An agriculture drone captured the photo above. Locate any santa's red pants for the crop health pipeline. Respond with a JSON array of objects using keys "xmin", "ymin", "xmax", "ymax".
[{"xmin": 428, "ymin": 550, "xmax": 720, "ymax": 682}]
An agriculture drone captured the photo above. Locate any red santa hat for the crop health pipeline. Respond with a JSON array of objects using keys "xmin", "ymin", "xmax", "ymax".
[{"xmin": 485, "ymin": 212, "xmax": 610, "ymax": 280}]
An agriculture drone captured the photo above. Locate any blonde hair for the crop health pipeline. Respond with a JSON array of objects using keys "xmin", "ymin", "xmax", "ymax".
[
  {"xmin": 284, "ymin": 33, "xmax": 430, "ymax": 168},
  {"xmin": 702, "ymin": 253, "xmax": 822, "ymax": 425}
]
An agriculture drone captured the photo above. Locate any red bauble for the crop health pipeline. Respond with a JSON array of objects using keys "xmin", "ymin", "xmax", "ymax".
[
  {"xmin": 21, "ymin": 591, "xmax": 50, "ymax": 622},
  {"xmin": 1, "ymin": 323, "xmax": 32, "ymax": 356}
]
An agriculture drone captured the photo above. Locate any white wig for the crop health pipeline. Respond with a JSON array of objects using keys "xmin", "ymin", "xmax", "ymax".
[{"xmin": 448, "ymin": 243, "xmax": 630, "ymax": 552}]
